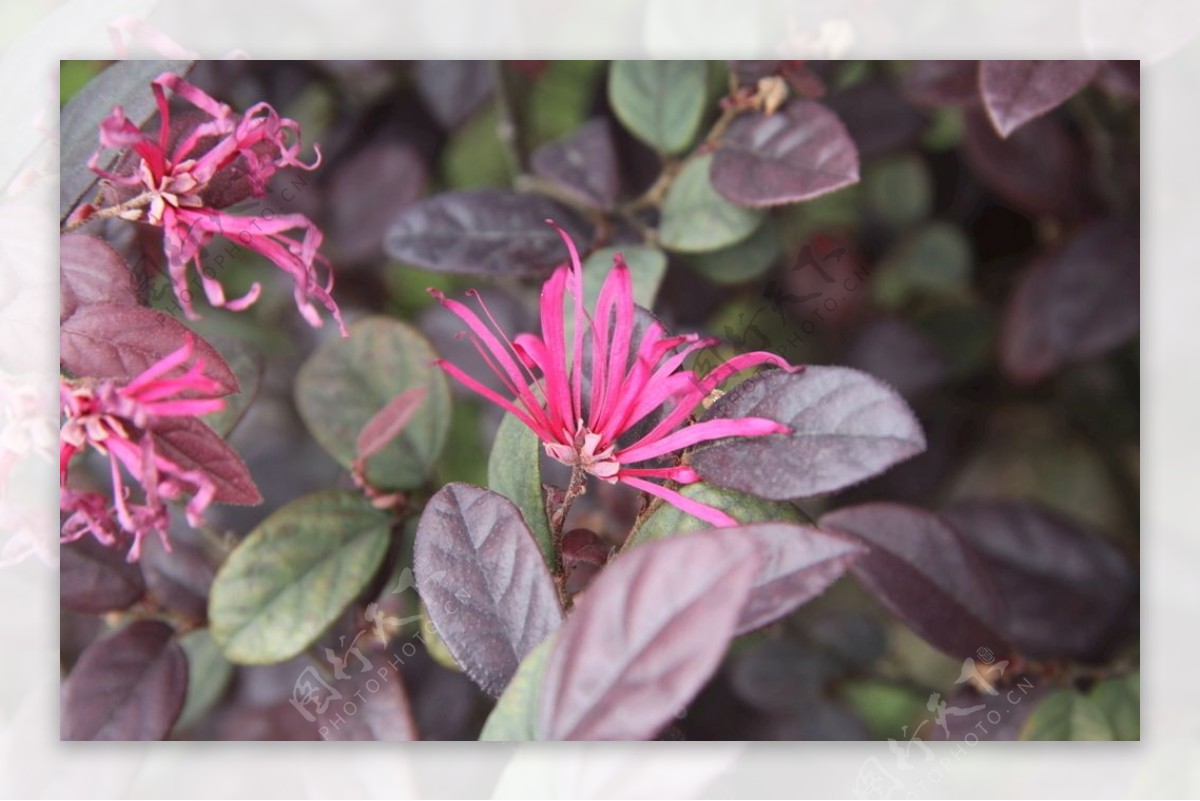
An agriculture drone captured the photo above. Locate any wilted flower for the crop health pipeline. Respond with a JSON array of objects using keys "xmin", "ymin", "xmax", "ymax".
[
  {"xmin": 84, "ymin": 72, "xmax": 345, "ymax": 335},
  {"xmin": 431, "ymin": 223, "xmax": 798, "ymax": 526},
  {"xmin": 59, "ymin": 336, "xmax": 226, "ymax": 561}
]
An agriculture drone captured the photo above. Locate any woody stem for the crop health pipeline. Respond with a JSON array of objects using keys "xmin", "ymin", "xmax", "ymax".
[{"xmin": 551, "ymin": 462, "xmax": 587, "ymax": 541}]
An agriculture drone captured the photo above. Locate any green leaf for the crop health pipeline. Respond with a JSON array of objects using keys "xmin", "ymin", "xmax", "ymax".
[
  {"xmin": 682, "ymin": 218, "xmax": 781, "ymax": 285},
  {"xmin": 487, "ymin": 411, "xmax": 553, "ymax": 568},
  {"xmin": 660, "ymin": 155, "xmax": 764, "ymax": 253},
  {"xmin": 1019, "ymin": 689, "xmax": 1115, "ymax": 741},
  {"xmin": 1091, "ymin": 673, "xmax": 1139, "ymax": 740},
  {"xmin": 295, "ymin": 316, "xmax": 450, "ymax": 490},
  {"xmin": 441, "ymin": 103, "xmax": 515, "ymax": 189},
  {"xmin": 419, "ymin": 602, "xmax": 462, "ymax": 673},
  {"xmin": 173, "ymin": 629, "xmax": 234, "ymax": 732},
  {"xmin": 479, "ymin": 635, "xmax": 555, "ymax": 741},
  {"xmin": 209, "ymin": 490, "xmax": 391, "ymax": 664},
  {"xmin": 528, "ymin": 61, "xmax": 606, "ymax": 147},
  {"xmin": 607, "ymin": 60, "xmax": 708, "ymax": 155},
  {"xmin": 625, "ymin": 482, "xmax": 808, "ymax": 550},
  {"xmin": 841, "ymin": 680, "xmax": 927, "ymax": 740},
  {"xmin": 865, "ymin": 153, "xmax": 933, "ymax": 230},
  {"xmin": 583, "ymin": 245, "xmax": 668, "ymax": 309},
  {"xmin": 873, "ymin": 222, "xmax": 973, "ymax": 309},
  {"xmin": 436, "ymin": 400, "xmax": 489, "ymax": 487}
]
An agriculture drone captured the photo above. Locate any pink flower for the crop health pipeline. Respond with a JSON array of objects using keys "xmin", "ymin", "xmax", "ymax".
[
  {"xmin": 59, "ymin": 336, "xmax": 227, "ymax": 561},
  {"xmin": 87, "ymin": 72, "xmax": 346, "ymax": 336},
  {"xmin": 431, "ymin": 223, "xmax": 798, "ymax": 527}
]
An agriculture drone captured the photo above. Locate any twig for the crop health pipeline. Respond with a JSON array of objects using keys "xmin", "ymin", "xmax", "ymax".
[{"xmin": 62, "ymin": 191, "xmax": 156, "ymax": 232}]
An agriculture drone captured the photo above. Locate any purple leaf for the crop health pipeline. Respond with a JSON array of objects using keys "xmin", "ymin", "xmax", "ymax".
[
  {"xmin": 820, "ymin": 503, "xmax": 1006, "ymax": 659},
  {"xmin": 151, "ymin": 415, "xmax": 263, "ymax": 506},
  {"xmin": 729, "ymin": 639, "xmax": 836, "ymax": 714},
  {"xmin": 139, "ymin": 534, "xmax": 214, "ymax": 623},
  {"xmin": 530, "ymin": 118, "xmax": 620, "ymax": 211},
  {"xmin": 943, "ymin": 500, "xmax": 1136, "ymax": 660},
  {"xmin": 60, "ymin": 304, "xmax": 238, "ymax": 392},
  {"xmin": 734, "ymin": 522, "xmax": 868, "ymax": 635},
  {"xmin": 691, "ymin": 367, "xmax": 926, "ymax": 501},
  {"xmin": 962, "ymin": 109, "xmax": 1084, "ymax": 218},
  {"xmin": 980, "ymin": 60, "xmax": 1101, "ymax": 138},
  {"xmin": 414, "ymin": 60, "xmax": 493, "ymax": 130},
  {"xmin": 60, "ymin": 233, "xmax": 138, "ymax": 321},
  {"xmin": 356, "ymin": 387, "xmax": 428, "ymax": 463},
  {"xmin": 842, "ymin": 317, "xmax": 951, "ymax": 400},
  {"xmin": 1094, "ymin": 60, "xmax": 1139, "ymax": 99},
  {"xmin": 825, "ymin": 81, "xmax": 927, "ymax": 158},
  {"xmin": 999, "ymin": 217, "xmax": 1139, "ymax": 384},
  {"xmin": 538, "ymin": 530, "xmax": 760, "ymax": 740},
  {"xmin": 711, "ymin": 100, "xmax": 860, "ymax": 207},
  {"xmin": 414, "ymin": 483, "xmax": 562, "ymax": 697},
  {"xmin": 901, "ymin": 60, "xmax": 981, "ymax": 107},
  {"xmin": 60, "ymin": 536, "xmax": 146, "ymax": 614},
  {"xmin": 61, "ymin": 620, "xmax": 188, "ymax": 740},
  {"xmin": 384, "ymin": 189, "xmax": 590, "ymax": 277},
  {"xmin": 327, "ymin": 141, "xmax": 428, "ymax": 265},
  {"xmin": 317, "ymin": 649, "xmax": 419, "ymax": 741}
]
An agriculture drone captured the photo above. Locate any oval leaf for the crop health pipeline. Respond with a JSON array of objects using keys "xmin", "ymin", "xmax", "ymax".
[
  {"xmin": 942, "ymin": 500, "xmax": 1136, "ymax": 660},
  {"xmin": 691, "ymin": 367, "xmax": 926, "ymax": 500},
  {"xmin": 60, "ymin": 536, "xmax": 146, "ymax": 614},
  {"xmin": 487, "ymin": 411, "xmax": 554, "ymax": 568},
  {"xmin": 208, "ymin": 490, "xmax": 391, "ymax": 664},
  {"xmin": 733, "ymin": 522, "xmax": 868, "ymax": 635},
  {"xmin": 414, "ymin": 60, "xmax": 493, "ymax": 130},
  {"xmin": 820, "ymin": 503, "xmax": 1006, "ymax": 659},
  {"xmin": 980, "ymin": 60, "xmax": 1100, "ymax": 137},
  {"xmin": 61, "ymin": 620, "xmax": 188, "ymax": 740},
  {"xmin": 582, "ymin": 245, "xmax": 667, "ymax": 310},
  {"xmin": 1000, "ymin": 217, "xmax": 1139, "ymax": 385},
  {"xmin": 60, "ymin": 233, "xmax": 138, "ymax": 320},
  {"xmin": 607, "ymin": 60, "xmax": 707, "ymax": 155},
  {"xmin": 317, "ymin": 648, "xmax": 419, "ymax": 741},
  {"xmin": 901, "ymin": 60, "xmax": 981, "ymax": 107},
  {"xmin": 150, "ymin": 415, "xmax": 262, "ymax": 505},
  {"xmin": 659, "ymin": 155, "xmax": 764, "ymax": 253},
  {"xmin": 479, "ymin": 635, "xmax": 555, "ymax": 741},
  {"xmin": 174, "ymin": 629, "xmax": 234, "ymax": 732},
  {"xmin": 538, "ymin": 530, "xmax": 761, "ymax": 740},
  {"xmin": 530, "ymin": 118, "xmax": 620, "ymax": 210},
  {"xmin": 682, "ymin": 219, "xmax": 780, "ymax": 285},
  {"xmin": 385, "ymin": 189, "xmax": 590, "ymax": 277},
  {"xmin": 710, "ymin": 100, "xmax": 860, "ymax": 207},
  {"xmin": 60, "ymin": 304, "xmax": 238, "ymax": 391},
  {"xmin": 962, "ymin": 109, "xmax": 1083, "ymax": 217},
  {"xmin": 1019, "ymin": 689, "xmax": 1114, "ymax": 741},
  {"xmin": 328, "ymin": 141, "xmax": 428, "ymax": 265},
  {"xmin": 296, "ymin": 316, "xmax": 449, "ymax": 490},
  {"xmin": 1091, "ymin": 674, "xmax": 1139, "ymax": 740},
  {"xmin": 414, "ymin": 483, "xmax": 562, "ymax": 697}
]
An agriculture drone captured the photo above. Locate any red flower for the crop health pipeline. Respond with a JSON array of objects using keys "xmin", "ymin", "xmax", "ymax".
[
  {"xmin": 431, "ymin": 223, "xmax": 799, "ymax": 526},
  {"xmin": 87, "ymin": 72, "xmax": 346, "ymax": 335},
  {"xmin": 59, "ymin": 336, "xmax": 227, "ymax": 561}
]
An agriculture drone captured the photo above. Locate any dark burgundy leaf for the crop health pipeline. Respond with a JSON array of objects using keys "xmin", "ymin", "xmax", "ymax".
[
  {"xmin": 61, "ymin": 620, "xmax": 188, "ymax": 740},
  {"xmin": 943, "ymin": 500, "xmax": 1136, "ymax": 660},
  {"xmin": 60, "ymin": 304, "xmax": 237, "ymax": 392},
  {"xmin": 1000, "ymin": 217, "xmax": 1139, "ymax": 384},
  {"xmin": 820, "ymin": 503, "xmax": 1007, "ymax": 659},
  {"xmin": 842, "ymin": 317, "xmax": 951, "ymax": 400},
  {"xmin": 923, "ymin": 682, "xmax": 1048, "ymax": 741},
  {"xmin": 60, "ymin": 59, "xmax": 193, "ymax": 222},
  {"xmin": 901, "ymin": 60, "xmax": 980, "ymax": 107},
  {"xmin": 962, "ymin": 109, "xmax": 1084, "ymax": 217},
  {"xmin": 747, "ymin": 700, "xmax": 869, "ymax": 741},
  {"xmin": 60, "ymin": 234, "xmax": 138, "ymax": 321},
  {"xmin": 980, "ymin": 60, "xmax": 1101, "ymax": 138},
  {"xmin": 356, "ymin": 387, "xmax": 428, "ymax": 462},
  {"xmin": 729, "ymin": 639, "xmax": 837, "ymax": 714},
  {"xmin": 710, "ymin": 100, "xmax": 860, "ymax": 207},
  {"xmin": 414, "ymin": 483, "xmax": 562, "ymax": 697},
  {"xmin": 734, "ymin": 523, "xmax": 868, "ymax": 635},
  {"xmin": 691, "ymin": 367, "xmax": 926, "ymax": 501},
  {"xmin": 60, "ymin": 536, "xmax": 146, "ymax": 614},
  {"xmin": 317, "ymin": 648, "xmax": 419, "ymax": 741},
  {"xmin": 328, "ymin": 141, "xmax": 428, "ymax": 265},
  {"xmin": 530, "ymin": 118, "xmax": 620, "ymax": 211},
  {"xmin": 214, "ymin": 699, "xmax": 320, "ymax": 740},
  {"xmin": 825, "ymin": 81, "xmax": 927, "ymax": 158},
  {"xmin": 414, "ymin": 60, "xmax": 493, "ymax": 130},
  {"xmin": 385, "ymin": 190, "xmax": 590, "ymax": 277},
  {"xmin": 1094, "ymin": 60, "xmax": 1139, "ymax": 99},
  {"xmin": 538, "ymin": 530, "xmax": 760, "ymax": 740},
  {"xmin": 139, "ymin": 534, "xmax": 214, "ymax": 623},
  {"xmin": 151, "ymin": 415, "xmax": 263, "ymax": 506}
]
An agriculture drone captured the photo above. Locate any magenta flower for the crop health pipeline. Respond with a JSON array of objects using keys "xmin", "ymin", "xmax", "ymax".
[
  {"xmin": 86, "ymin": 72, "xmax": 346, "ymax": 335},
  {"xmin": 59, "ymin": 336, "xmax": 227, "ymax": 561},
  {"xmin": 431, "ymin": 223, "xmax": 798, "ymax": 527}
]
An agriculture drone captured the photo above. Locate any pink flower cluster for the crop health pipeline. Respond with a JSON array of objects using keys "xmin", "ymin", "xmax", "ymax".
[
  {"xmin": 432, "ymin": 223, "xmax": 799, "ymax": 526},
  {"xmin": 59, "ymin": 337, "xmax": 226, "ymax": 561},
  {"xmin": 86, "ymin": 72, "xmax": 345, "ymax": 335}
]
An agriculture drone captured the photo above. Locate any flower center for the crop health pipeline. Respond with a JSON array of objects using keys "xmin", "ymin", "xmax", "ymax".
[{"xmin": 544, "ymin": 424, "xmax": 621, "ymax": 483}]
